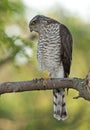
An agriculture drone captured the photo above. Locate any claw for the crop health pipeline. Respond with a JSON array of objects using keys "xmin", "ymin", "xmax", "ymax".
[
  {"xmin": 41, "ymin": 72, "xmax": 51, "ymax": 87},
  {"xmin": 67, "ymin": 88, "xmax": 69, "ymax": 95},
  {"xmin": 43, "ymin": 79, "xmax": 47, "ymax": 87}
]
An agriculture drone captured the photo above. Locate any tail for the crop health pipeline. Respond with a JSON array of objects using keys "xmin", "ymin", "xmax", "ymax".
[{"xmin": 53, "ymin": 88, "xmax": 68, "ymax": 120}]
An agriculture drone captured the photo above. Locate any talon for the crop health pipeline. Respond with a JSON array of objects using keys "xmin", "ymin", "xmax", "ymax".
[
  {"xmin": 42, "ymin": 72, "xmax": 51, "ymax": 87},
  {"xmin": 73, "ymin": 95, "xmax": 81, "ymax": 99},
  {"xmin": 43, "ymin": 79, "xmax": 47, "ymax": 87},
  {"xmin": 42, "ymin": 77, "xmax": 49, "ymax": 87},
  {"xmin": 33, "ymin": 78, "xmax": 38, "ymax": 83},
  {"xmin": 67, "ymin": 88, "xmax": 69, "ymax": 95}
]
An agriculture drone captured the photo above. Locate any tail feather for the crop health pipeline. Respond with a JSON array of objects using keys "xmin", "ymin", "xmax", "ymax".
[{"xmin": 53, "ymin": 89, "xmax": 68, "ymax": 120}]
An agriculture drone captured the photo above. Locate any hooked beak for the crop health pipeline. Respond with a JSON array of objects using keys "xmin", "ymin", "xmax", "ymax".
[
  {"xmin": 29, "ymin": 22, "xmax": 33, "ymax": 32},
  {"xmin": 29, "ymin": 26, "xmax": 33, "ymax": 32},
  {"xmin": 30, "ymin": 27, "xmax": 33, "ymax": 32}
]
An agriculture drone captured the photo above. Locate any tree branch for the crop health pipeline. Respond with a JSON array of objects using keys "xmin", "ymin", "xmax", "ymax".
[{"xmin": 0, "ymin": 72, "xmax": 90, "ymax": 101}]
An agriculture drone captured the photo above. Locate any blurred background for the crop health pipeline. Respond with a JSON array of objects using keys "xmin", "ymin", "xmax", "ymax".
[{"xmin": 0, "ymin": 0, "xmax": 90, "ymax": 130}]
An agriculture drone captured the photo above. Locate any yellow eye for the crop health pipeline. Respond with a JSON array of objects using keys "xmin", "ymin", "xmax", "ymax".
[{"xmin": 31, "ymin": 21, "xmax": 36, "ymax": 25}]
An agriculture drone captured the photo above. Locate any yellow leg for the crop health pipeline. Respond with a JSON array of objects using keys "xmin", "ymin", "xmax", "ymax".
[{"xmin": 41, "ymin": 71, "xmax": 51, "ymax": 87}]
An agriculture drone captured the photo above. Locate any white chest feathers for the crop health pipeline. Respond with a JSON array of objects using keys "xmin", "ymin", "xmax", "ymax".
[{"xmin": 37, "ymin": 23, "xmax": 63, "ymax": 75}]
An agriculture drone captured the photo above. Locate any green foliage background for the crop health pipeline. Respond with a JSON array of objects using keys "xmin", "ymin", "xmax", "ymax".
[{"xmin": 0, "ymin": 0, "xmax": 90, "ymax": 130}]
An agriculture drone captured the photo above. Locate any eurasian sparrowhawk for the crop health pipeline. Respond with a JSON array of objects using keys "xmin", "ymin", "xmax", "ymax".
[{"xmin": 29, "ymin": 15, "xmax": 73, "ymax": 120}]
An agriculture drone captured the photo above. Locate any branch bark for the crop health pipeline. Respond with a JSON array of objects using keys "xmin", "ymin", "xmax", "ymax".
[{"xmin": 0, "ymin": 72, "xmax": 90, "ymax": 101}]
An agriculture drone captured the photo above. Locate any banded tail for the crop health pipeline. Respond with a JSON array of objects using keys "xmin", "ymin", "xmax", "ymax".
[{"xmin": 53, "ymin": 88, "xmax": 68, "ymax": 120}]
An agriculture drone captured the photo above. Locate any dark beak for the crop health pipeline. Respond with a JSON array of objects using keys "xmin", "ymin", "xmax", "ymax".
[
  {"xmin": 29, "ymin": 22, "xmax": 33, "ymax": 32},
  {"xmin": 30, "ymin": 27, "xmax": 33, "ymax": 32}
]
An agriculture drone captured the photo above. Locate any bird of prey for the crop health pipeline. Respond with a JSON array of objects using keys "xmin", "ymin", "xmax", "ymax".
[{"xmin": 29, "ymin": 15, "xmax": 73, "ymax": 120}]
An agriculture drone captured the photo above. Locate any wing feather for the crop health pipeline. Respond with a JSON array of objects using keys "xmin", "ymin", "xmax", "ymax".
[{"xmin": 60, "ymin": 24, "xmax": 73, "ymax": 77}]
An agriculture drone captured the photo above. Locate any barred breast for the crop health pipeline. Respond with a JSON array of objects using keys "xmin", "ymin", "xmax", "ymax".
[{"xmin": 37, "ymin": 23, "xmax": 61, "ymax": 75}]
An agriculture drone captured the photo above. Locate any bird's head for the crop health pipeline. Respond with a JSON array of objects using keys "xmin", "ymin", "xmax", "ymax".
[{"xmin": 29, "ymin": 15, "xmax": 53, "ymax": 33}]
